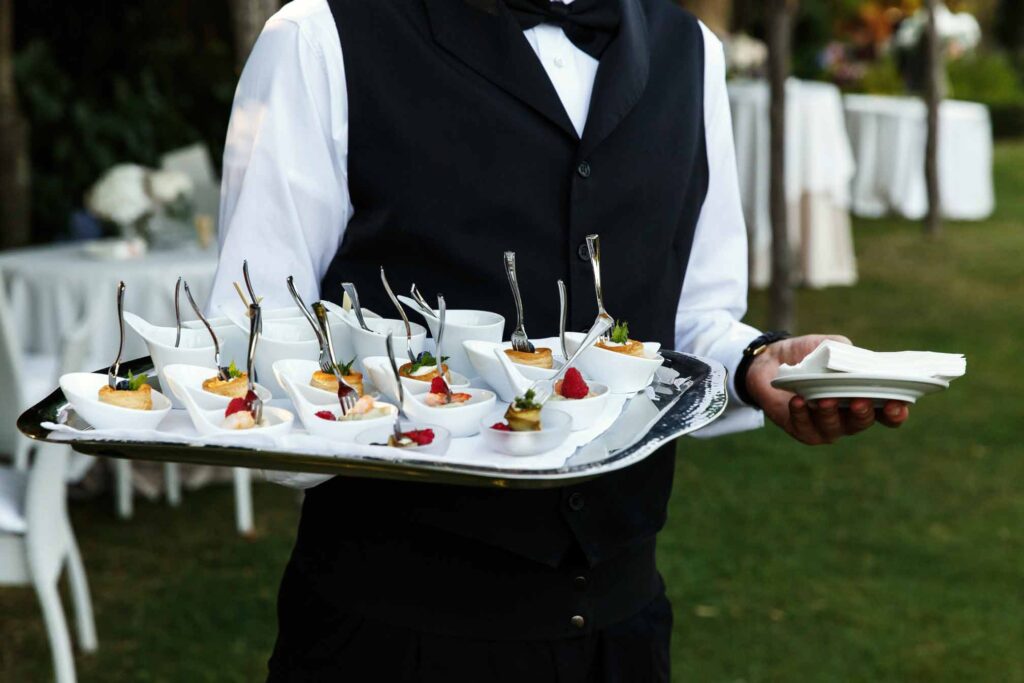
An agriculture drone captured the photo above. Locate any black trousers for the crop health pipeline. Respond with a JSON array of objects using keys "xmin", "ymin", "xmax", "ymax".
[{"xmin": 266, "ymin": 590, "xmax": 672, "ymax": 683}]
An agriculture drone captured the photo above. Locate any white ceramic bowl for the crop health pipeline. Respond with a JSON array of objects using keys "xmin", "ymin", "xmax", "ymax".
[
  {"xmin": 59, "ymin": 372, "xmax": 172, "ymax": 431},
  {"xmin": 463, "ymin": 338, "xmax": 564, "ymax": 401},
  {"xmin": 361, "ymin": 356, "xmax": 471, "ymax": 401},
  {"xmin": 124, "ymin": 312, "xmax": 218, "ymax": 408},
  {"xmin": 479, "ymin": 408, "xmax": 572, "ymax": 457},
  {"xmin": 564, "ymin": 332, "xmax": 664, "ymax": 394},
  {"xmin": 401, "ymin": 387, "xmax": 497, "ymax": 438},
  {"xmin": 355, "ymin": 423, "xmax": 452, "ymax": 456},
  {"xmin": 187, "ymin": 404, "xmax": 294, "ymax": 438},
  {"xmin": 398, "ymin": 296, "xmax": 505, "ymax": 378},
  {"xmin": 160, "ymin": 363, "xmax": 272, "ymax": 411},
  {"xmin": 341, "ymin": 315, "xmax": 428, "ymax": 374},
  {"xmin": 544, "ymin": 382, "xmax": 611, "ymax": 431},
  {"xmin": 321, "ymin": 301, "xmax": 381, "ymax": 363},
  {"xmin": 279, "ymin": 373, "xmax": 398, "ymax": 441}
]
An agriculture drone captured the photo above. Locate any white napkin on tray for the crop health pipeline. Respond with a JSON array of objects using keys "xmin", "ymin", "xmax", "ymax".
[{"xmin": 777, "ymin": 340, "xmax": 966, "ymax": 381}]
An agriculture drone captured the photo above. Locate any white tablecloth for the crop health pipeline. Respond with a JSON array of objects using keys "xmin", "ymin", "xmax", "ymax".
[
  {"xmin": 844, "ymin": 94, "xmax": 995, "ymax": 221},
  {"xmin": 729, "ymin": 78, "xmax": 858, "ymax": 289},
  {"xmin": 0, "ymin": 243, "xmax": 218, "ymax": 368}
]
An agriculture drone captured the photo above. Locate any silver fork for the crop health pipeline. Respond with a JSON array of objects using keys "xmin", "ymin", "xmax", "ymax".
[
  {"xmin": 108, "ymin": 281, "xmax": 127, "ymax": 388},
  {"xmin": 434, "ymin": 295, "xmax": 452, "ymax": 402},
  {"xmin": 504, "ymin": 251, "xmax": 535, "ymax": 353},
  {"xmin": 174, "ymin": 276, "xmax": 183, "ymax": 348},
  {"xmin": 313, "ymin": 302, "xmax": 359, "ymax": 416},
  {"xmin": 380, "ymin": 267, "xmax": 417, "ymax": 363},
  {"xmin": 286, "ymin": 276, "xmax": 332, "ymax": 373},
  {"xmin": 409, "ymin": 284, "xmax": 434, "ymax": 316},
  {"xmin": 183, "ymin": 280, "xmax": 232, "ymax": 381},
  {"xmin": 341, "ymin": 282, "xmax": 372, "ymax": 332},
  {"xmin": 557, "ymin": 279, "xmax": 569, "ymax": 360},
  {"xmin": 585, "ymin": 234, "xmax": 615, "ymax": 339},
  {"xmin": 530, "ymin": 315, "xmax": 613, "ymax": 405},
  {"xmin": 385, "ymin": 332, "xmax": 410, "ymax": 443},
  {"xmin": 246, "ymin": 303, "xmax": 264, "ymax": 424}
]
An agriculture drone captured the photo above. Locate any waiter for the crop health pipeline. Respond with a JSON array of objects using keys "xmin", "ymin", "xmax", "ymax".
[{"xmin": 209, "ymin": 0, "xmax": 910, "ymax": 680}]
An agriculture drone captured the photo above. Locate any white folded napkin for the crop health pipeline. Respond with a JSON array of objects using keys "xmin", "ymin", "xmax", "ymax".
[{"xmin": 777, "ymin": 340, "xmax": 966, "ymax": 381}]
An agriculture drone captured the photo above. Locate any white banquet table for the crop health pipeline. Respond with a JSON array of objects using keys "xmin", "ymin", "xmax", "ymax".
[
  {"xmin": 728, "ymin": 78, "xmax": 859, "ymax": 289},
  {"xmin": 844, "ymin": 94, "xmax": 995, "ymax": 221},
  {"xmin": 0, "ymin": 242, "xmax": 218, "ymax": 368}
]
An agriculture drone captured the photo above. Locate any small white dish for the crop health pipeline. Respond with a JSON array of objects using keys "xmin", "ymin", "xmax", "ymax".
[
  {"xmin": 182, "ymin": 316, "xmax": 249, "ymax": 375},
  {"xmin": 189, "ymin": 404, "xmax": 294, "ymax": 438},
  {"xmin": 321, "ymin": 300, "xmax": 381, "ymax": 363},
  {"xmin": 544, "ymin": 382, "xmax": 611, "ymax": 431},
  {"xmin": 401, "ymin": 387, "xmax": 497, "ymax": 438},
  {"xmin": 355, "ymin": 423, "xmax": 452, "ymax": 456},
  {"xmin": 59, "ymin": 372, "xmax": 172, "ymax": 431},
  {"xmin": 398, "ymin": 296, "xmax": 505, "ymax": 377},
  {"xmin": 479, "ymin": 408, "xmax": 572, "ymax": 457},
  {"xmin": 123, "ymin": 312, "xmax": 216, "ymax": 409},
  {"xmin": 160, "ymin": 363, "xmax": 272, "ymax": 411},
  {"xmin": 464, "ymin": 338, "xmax": 564, "ymax": 402},
  {"xmin": 564, "ymin": 332, "xmax": 663, "ymax": 394},
  {"xmin": 361, "ymin": 356, "xmax": 471, "ymax": 401},
  {"xmin": 771, "ymin": 372, "xmax": 948, "ymax": 405},
  {"xmin": 279, "ymin": 373, "xmax": 397, "ymax": 441},
  {"xmin": 339, "ymin": 314, "xmax": 428, "ymax": 374}
]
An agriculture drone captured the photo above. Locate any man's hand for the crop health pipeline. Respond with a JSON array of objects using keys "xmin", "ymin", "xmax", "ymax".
[{"xmin": 745, "ymin": 334, "xmax": 910, "ymax": 445}]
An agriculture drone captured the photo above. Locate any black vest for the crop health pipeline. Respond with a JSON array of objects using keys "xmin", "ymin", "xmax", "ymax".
[{"xmin": 292, "ymin": 0, "xmax": 708, "ymax": 638}]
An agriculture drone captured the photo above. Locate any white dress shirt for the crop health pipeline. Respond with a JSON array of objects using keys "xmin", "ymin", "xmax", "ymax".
[{"xmin": 210, "ymin": 0, "xmax": 765, "ymax": 444}]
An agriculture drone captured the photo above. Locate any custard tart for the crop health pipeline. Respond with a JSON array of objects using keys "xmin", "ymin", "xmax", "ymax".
[
  {"xmin": 98, "ymin": 383, "xmax": 154, "ymax": 411},
  {"xmin": 504, "ymin": 347, "xmax": 554, "ymax": 369}
]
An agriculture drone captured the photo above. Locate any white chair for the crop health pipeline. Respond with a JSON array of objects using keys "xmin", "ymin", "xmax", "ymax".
[
  {"xmin": 0, "ymin": 272, "xmax": 63, "ymax": 471},
  {"xmin": 0, "ymin": 443, "xmax": 98, "ymax": 683}
]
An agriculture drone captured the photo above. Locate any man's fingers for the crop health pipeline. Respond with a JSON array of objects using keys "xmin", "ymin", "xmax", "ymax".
[
  {"xmin": 845, "ymin": 398, "xmax": 875, "ymax": 434},
  {"xmin": 788, "ymin": 396, "xmax": 825, "ymax": 445},
  {"xmin": 878, "ymin": 401, "xmax": 909, "ymax": 428},
  {"xmin": 810, "ymin": 399, "xmax": 845, "ymax": 443}
]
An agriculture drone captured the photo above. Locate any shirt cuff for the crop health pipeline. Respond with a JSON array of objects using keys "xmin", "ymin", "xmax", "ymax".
[{"xmin": 715, "ymin": 322, "xmax": 764, "ymax": 407}]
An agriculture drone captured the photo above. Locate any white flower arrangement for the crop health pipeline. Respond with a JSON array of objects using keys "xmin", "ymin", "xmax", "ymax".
[
  {"xmin": 85, "ymin": 163, "xmax": 195, "ymax": 242},
  {"xmin": 724, "ymin": 33, "xmax": 768, "ymax": 78},
  {"xmin": 894, "ymin": 3, "xmax": 982, "ymax": 57}
]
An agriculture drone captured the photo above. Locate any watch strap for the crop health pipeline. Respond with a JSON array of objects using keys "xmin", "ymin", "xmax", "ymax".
[{"xmin": 735, "ymin": 331, "xmax": 792, "ymax": 409}]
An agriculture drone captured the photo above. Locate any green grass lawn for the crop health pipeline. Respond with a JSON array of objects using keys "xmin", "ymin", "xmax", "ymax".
[{"xmin": 3, "ymin": 143, "xmax": 1023, "ymax": 682}]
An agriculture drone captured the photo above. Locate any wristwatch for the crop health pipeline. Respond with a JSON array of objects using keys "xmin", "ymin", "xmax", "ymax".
[{"xmin": 734, "ymin": 331, "xmax": 791, "ymax": 409}]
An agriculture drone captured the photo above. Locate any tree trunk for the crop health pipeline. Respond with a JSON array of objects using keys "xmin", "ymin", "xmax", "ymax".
[
  {"xmin": 767, "ymin": 0, "xmax": 796, "ymax": 331},
  {"xmin": 229, "ymin": 0, "xmax": 281, "ymax": 71},
  {"xmin": 923, "ymin": 0, "xmax": 943, "ymax": 237},
  {"xmin": 0, "ymin": 0, "xmax": 31, "ymax": 249}
]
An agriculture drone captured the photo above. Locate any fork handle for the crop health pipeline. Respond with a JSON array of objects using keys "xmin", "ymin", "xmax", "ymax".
[
  {"xmin": 174, "ymin": 276, "xmax": 183, "ymax": 349},
  {"xmin": 246, "ymin": 304, "xmax": 261, "ymax": 388},
  {"xmin": 312, "ymin": 302, "xmax": 341, "ymax": 370},
  {"xmin": 504, "ymin": 251, "xmax": 526, "ymax": 330},
  {"xmin": 585, "ymin": 234, "xmax": 607, "ymax": 316},
  {"xmin": 557, "ymin": 280, "xmax": 569, "ymax": 360},
  {"xmin": 108, "ymin": 281, "xmax": 126, "ymax": 387},
  {"xmin": 288, "ymin": 276, "xmax": 326, "ymax": 351}
]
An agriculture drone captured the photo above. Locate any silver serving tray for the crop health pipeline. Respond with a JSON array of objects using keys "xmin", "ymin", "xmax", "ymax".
[{"xmin": 18, "ymin": 351, "xmax": 727, "ymax": 489}]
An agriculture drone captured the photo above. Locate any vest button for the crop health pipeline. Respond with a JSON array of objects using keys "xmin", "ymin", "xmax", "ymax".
[
  {"xmin": 568, "ymin": 492, "xmax": 585, "ymax": 511},
  {"xmin": 577, "ymin": 161, "xmax": 592, "ymax": 178},
  {"xmin": 574, "ymin": 575, "xmax": 587, "ymax": 591},
  {"xmin": 577, "ymin": 243, "xmax": 590, "ymax": 262},
  {"xmin": 570, "ymin": 615, "xmax": 586, "ymax": 629}
]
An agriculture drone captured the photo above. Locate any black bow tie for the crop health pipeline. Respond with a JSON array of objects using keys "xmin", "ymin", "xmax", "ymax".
[{"xmin": 503, "ymin": 0, "xmax": 621, "ymax": 60}]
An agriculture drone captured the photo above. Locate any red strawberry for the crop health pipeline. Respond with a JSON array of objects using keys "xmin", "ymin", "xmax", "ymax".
[
  {"xmin": 225, "ymin": 397, "xmax": 249, "ymax": 417},
  {"xmin": 430, "ymin": 377, "xmax": 449, "ymax": 395},
  {"xmin": 559, "ymin": 368, "xmax": 589, "ymax": 399},
  {"xmin": 315, "ymin": 411, "xmax": 337, "ymax": 421},
  {"xmin": 404, "ymin": 428, "xmax": 435, "ymax": 446},
  {"xmin": 491, "ymin": 422, "xmax": 511, "ymax": 431}
]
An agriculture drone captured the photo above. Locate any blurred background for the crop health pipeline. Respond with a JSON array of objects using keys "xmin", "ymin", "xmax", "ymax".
[{"xmin": 1, "ymin": 0, "xmax": 1022, "ymax": 681}]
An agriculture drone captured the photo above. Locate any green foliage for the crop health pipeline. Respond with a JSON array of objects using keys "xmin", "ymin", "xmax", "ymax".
[
  {"xmin": 610, "ymin": 320, "xmax": 630, "ymax": 344},
  {"xmin": 227, "ymin": 361, "xmax": 244, "ymax": 379},
  {"xmin": 854, "ymin": 55, "xmax": 906, "ymax": 96},
  {"xmin": 126, "ymin": 370, "xmax": 148, "ymax": 391},
  {"xmin": 948, "ymin": 51, "xmax": 1024, "ymax": 106},
  {"xmin": 513, "ymin": 389, "xmax": 541, "ymax": 411}
]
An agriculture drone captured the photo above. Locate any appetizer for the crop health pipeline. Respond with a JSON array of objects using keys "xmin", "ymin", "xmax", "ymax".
[
  {"xmin": 223, "ymin": 391, "xmax": 260, "ymax": 430},
  {"xmin": 376, "ymin": 428, "xmax": 435, "ymax": 448},
  {"xmin": 550, "ymin": 368, "xmax": 593, "ymax": 400},
  {"xmin": 310, "ymin": 357, "xmax": 364, "ymax": 396},
  {"xmin": 504, "ymin": 347, "xmax": 554, "ymax": 369},
  {"xmin": 202, "ymin": 361, "xmax": 249, "ymax": 398},
  {"xmin": 596, "ymin": 321, "xmax": 645, "ymax": 357},
  {"xmin": 423, "ymin": 377, "xmax": 472, "ymax": 408},
  {"xmin": 500, "ymin": 389, "xmax": 543, "ymax": 432},
  {"xmin": 399, "ymin": 351, "xmax": 451, "ymax": 382},
  {"xmin": 315, "ymin": 395, "xmax": 390, "ymax": 422},
  {"xmin": 98, "ymin": 371, "xmax": 153, "ymax": 411}
]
